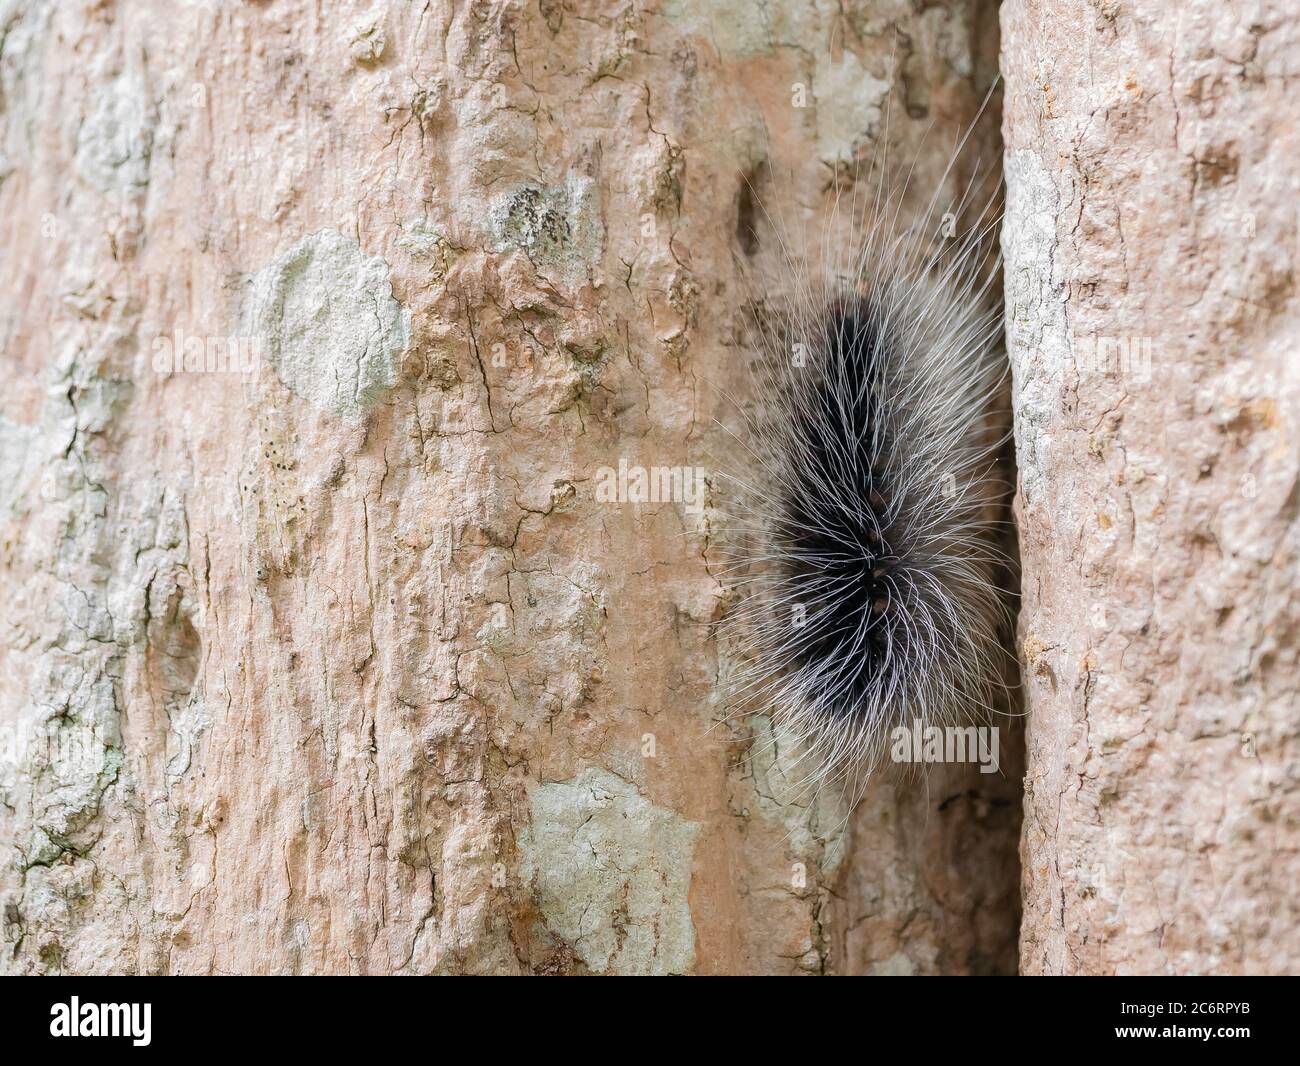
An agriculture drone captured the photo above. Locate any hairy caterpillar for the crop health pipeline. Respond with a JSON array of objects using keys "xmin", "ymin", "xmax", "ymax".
[{"xmin": 714, "ymin": 105, "xmax": 1017, "ymax": 797}]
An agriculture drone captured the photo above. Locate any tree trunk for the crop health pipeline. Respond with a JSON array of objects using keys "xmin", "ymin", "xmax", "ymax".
[
  {"xmin": 1, "ymin": 0, "xmax": 1018, "ymax": 975},
  {"xmin": 1003, "ymin": 0, "xmax": 1300, "ymax": 974}
]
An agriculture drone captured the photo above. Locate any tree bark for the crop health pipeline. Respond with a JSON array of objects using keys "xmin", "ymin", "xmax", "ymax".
[
  {"xmin": 1003, "ymin": 0, "xmax": 1300, "ymax": 974},
  {"xmin": 0, "ymin": 0, "xmax": 1019, "ymax": 974}
]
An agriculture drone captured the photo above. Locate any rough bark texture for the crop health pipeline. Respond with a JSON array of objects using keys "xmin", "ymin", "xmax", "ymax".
[
  {"xmin": 0, "ymin": 0, "xmax": 1018, "ymax": 975},
  {"xmin": 1003, "ymin": 0, "xmax": 1300, "ymax": 974}
]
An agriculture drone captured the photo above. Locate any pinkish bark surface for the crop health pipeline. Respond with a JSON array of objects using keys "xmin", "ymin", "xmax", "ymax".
[
  {"xmin": 1003, "ymin": 0, "xmax": 1299, "ymax": 975},
  {"xmin": 0, "ymin": 0, "xmax": 1017, "ymax": 974}
]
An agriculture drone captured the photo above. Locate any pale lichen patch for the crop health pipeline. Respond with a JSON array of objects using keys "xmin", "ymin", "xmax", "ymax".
[
  {"xmin": 520, "ymin": 767, "xmax": 699, "ymax": 975},
  {"xmin": 73, "ymin": 66, "xmax": 154, "ymax": 194},
  {"xmin": 245, "ymin": 229, "xmax": 409, "ymax": 419},
  {"xmin": 661, "ymin": 0, "xmax": 820, "ymax": 58},
  {"xmin": 812, "ymin": 49, "xmax": 892, "ymax": 163},
  {"xmin": 487, "ymin": 174, "xmax": 603, "ymax": 282},
  {"xmin": 746, "ymin": 714, "xmax": 849, "ymax": 873}
]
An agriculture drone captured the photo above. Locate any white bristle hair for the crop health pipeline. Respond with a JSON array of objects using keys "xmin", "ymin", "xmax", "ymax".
[{"xmin": 711, "ymin": 98, "xmax": 1017, "ymax": 801}]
